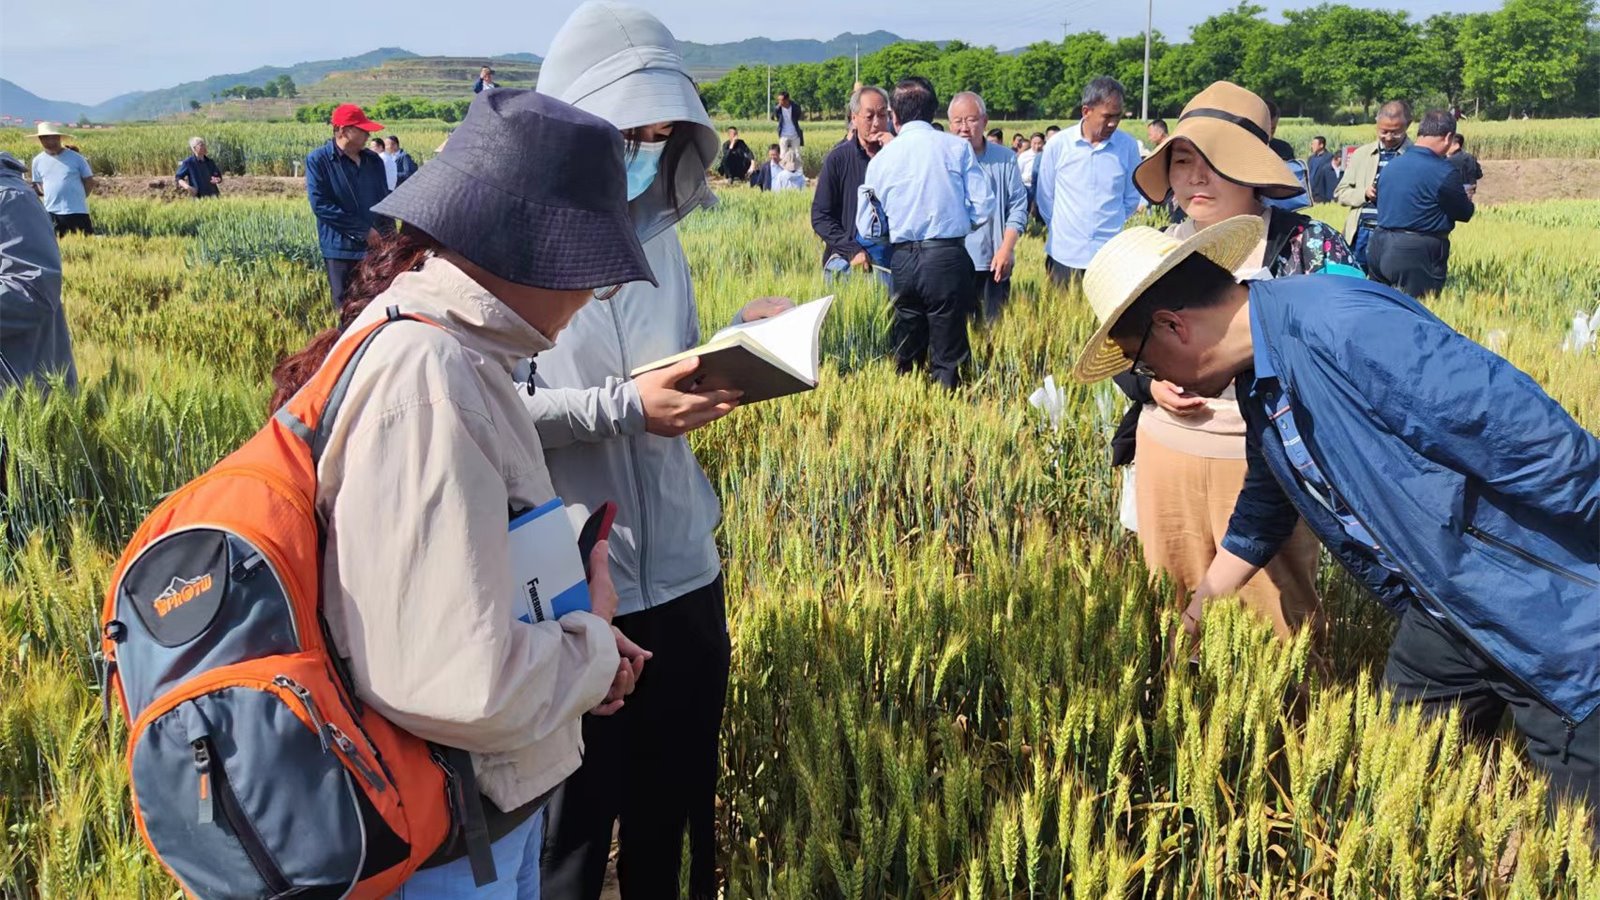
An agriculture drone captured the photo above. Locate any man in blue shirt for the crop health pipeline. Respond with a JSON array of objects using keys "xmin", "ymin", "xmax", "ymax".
[
  {"xmin": 28, "ymin": 123, "xmax": 95, "ymax": 237},
  {"xmin": 1034, "ymin": 77, "xmax": 1144, "ymax": 286},
  {"xmin": 1072, "ymin": 218, "xmax": 1599, "ymax": 816},
  {"xmin": 1369, "ymin": 109, "xmax": 1475, "ymax": 299},
  {"xmin": 855, "ymin": 76, "xmax": 992, "ymax": 389},
  {"xmin": 949, "ymin": 91, "xmax": 1027, "ymax": 321},
  {"xmin": 175, "ymin": 136, "xmax": 223, "ymax": 198},
  {"xmin": 304, "ymin": 104, "xmax": 390, "ymax": 306}
]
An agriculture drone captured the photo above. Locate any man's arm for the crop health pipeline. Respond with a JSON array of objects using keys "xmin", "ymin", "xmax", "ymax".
[
  {"xmin": 1219, "ymin": 418, "xmax": 1304, "ymax": 570},
  {"xmin": 809, "ymin": 155, "xmax": 862, "ymax": 260},
  {"xmin": 1333, "ymin": 152, "xmax": 1366, "ymax": 208},
  {"xmin": 1121, "ymin": 140, "xmax": 1144, "ymax": 219},
  {"xmin": 1437, "ymin": 167, "xmax": 1475, "ymax": 224},
  {"xmin": 1034, "ymin": 139, "xmax": 1058, "ymax": 222},
  {"xmin": 1321, "ymin": 297, "xmax": 1599, "ymax": 535},
  {"xmin": 175, "ymin": 159, "xmax": 192, "ymax": 191},
  {"xmin": 962, "ymin": 147, "xmax": 993, "ymax": 232}
]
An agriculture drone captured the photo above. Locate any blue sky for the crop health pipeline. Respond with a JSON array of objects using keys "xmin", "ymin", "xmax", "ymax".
[{"xmin": 2, "ymin": 0, "xmax": 1504, "ymax": 104}]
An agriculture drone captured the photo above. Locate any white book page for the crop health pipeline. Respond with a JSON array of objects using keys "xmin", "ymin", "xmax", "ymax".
[{"xmin": 710, "ymin": 296, "xmax": 834, "ymax": 383}]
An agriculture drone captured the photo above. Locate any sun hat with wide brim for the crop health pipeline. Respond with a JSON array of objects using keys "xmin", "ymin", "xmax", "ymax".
[
  {"xmin": 371, "ymin": 89, "xmax": 655, "ymax": 291},
  {"xmin": 1133, "ymin": 81, "xmax": 1301, "ymax": 204},
  {"xmin": 34, "ymin": 122, "xmax": 67, "ymax": 139},
  {"xmin": 1072, "ymin": 214, "xmax": 1266, "ymax": 383}
]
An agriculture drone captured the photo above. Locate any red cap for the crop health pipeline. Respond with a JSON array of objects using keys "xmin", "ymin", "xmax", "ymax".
[{"xmin": 331, "ymin": 104, "xmax": 383, "ymax": 132}]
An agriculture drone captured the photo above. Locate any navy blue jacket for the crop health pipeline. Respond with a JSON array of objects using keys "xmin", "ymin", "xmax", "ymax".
[
  {"xmin": 392, "ymin": 150, "xmax": 418, "ymax": 186},
  {"xmin": 304, "ymin": 141, "xmax": 390, "ymax": 260},
  {"xmin": 175, "ymin": 155, "xmax": 222, "ymax": 198},
  {"xmin": 1307, "ymin": 151, "xmax": 1338, "ymax": 203},
  {"xmin": 1225, "ymin": 276, "xmax": 1600, "ymax": 722},
  {"xmin": 1375, "ymin": 145, "xmax": 1474, "ymax": 234}
]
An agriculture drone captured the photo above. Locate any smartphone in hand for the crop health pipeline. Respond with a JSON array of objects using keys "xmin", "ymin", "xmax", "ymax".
[{"xmin": 578, "ymin": 501, "xmax": 618, "ymax": 581}]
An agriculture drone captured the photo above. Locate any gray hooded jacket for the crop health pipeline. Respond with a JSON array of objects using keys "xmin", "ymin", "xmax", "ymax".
[
  {"xmin": 0, "ymin": 151, "xmax": 77, "ymax": 394},
  {"xmin": 526, "ymin": 2, "xmax": 723, "ymax": 615}
]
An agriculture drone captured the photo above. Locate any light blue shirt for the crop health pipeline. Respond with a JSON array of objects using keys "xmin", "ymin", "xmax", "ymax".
[
  {"xmin": 855, "ymin": 121, "xmax": 992, "ymax": 245},
  {"xmin": 772, "ymin": 167, "xmax": 806, "ymax": 191},
  {"xmin": 964, "ymin": 142, "xmax": 1029, "ymax": 272},
  {"xmin": 1035, "ymin": 124, "xmax": 1143, "ymax": 267},
  {"xmin": 30, "ymin": 149, "xmax": 93, "ymax": 216}
]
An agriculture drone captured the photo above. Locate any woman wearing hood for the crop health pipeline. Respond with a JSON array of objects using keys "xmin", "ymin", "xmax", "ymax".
[{"xmin": 527, "ymin": 4, "xmax": 793, "ymax": 897}]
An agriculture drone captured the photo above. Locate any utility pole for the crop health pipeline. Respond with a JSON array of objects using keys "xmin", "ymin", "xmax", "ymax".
[
  {"xmin": 1142, "ymin": 0, "xmax": 1153, "ymax": 121},
  {"xmin": 854, "ymin": 43, "xmax": 860, "ymax": 85}
]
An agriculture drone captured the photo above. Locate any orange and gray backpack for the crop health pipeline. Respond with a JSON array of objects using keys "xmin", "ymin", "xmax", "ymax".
[{"xmin": 100, "ymin": 308, "xmax": 498, "ymax": 898}]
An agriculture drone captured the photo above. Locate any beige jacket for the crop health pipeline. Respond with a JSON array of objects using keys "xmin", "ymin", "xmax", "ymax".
[
  {"xmin": 1333, "ymin": 137, "xmax": 1411, "ymax": 243},
  {"xmin": 315, "ymin": 256, "xmax": 619, "ymax": 812}
]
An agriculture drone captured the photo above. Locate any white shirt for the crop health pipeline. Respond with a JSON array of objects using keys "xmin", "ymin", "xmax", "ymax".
[
  {"xmin": 1034, "ymin": 124, "xmax": 1144, "ymax": 267},
  {"xmin": 379, "ymin": 151, "xmax": 398, "ymax": 191}
]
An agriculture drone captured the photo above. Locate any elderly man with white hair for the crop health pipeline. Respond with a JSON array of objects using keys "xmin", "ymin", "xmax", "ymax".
[
  {"xmin": 949, "ymin": 90, "xmax": 1027, "ymax": 321},
  {"xmin": 175, "ymin": 136, "xmax": 223, "ymax": 198}
]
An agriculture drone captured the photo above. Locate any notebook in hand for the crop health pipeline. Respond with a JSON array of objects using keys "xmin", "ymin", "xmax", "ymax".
[
  {"xmin": 629, "ymin": 296, "xmax": 835, "ymax": 404},
  {"xmin": 508, "ymin": 498, "xmax": 590, "ymax": 624}
]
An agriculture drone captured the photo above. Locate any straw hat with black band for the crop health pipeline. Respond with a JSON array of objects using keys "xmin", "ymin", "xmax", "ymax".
[
  {"xmin": 1072, "ymin": 215, "xmax": 1267, "ymax": 383},
  {"xmin": 1134, "ymin": 81, "xmax": 1302, "ymax": 204}
]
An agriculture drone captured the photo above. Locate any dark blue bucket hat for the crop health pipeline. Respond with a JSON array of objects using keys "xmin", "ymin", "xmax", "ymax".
[{"xmin": 372, "ymin": 89, "xmax": 656, "ymax": 290}]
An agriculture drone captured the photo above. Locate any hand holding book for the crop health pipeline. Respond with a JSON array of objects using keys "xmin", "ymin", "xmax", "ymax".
[
  {"xmin": 631, "ymin": 296, "xmax": 837, "ymax": 405},
  {"xmin": 636, "ymin": 358, "xmax": 745, "ymax": 437}
]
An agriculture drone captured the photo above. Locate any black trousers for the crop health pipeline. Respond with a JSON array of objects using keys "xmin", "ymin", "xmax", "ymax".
[
  {"xmin": 888, "ymin": 240, "xmax": 975, "ymax": 390},
  {"xmin": 1368, "ymin": 229, "xmax": 1450, "ymax": 298},
  {"xmin": 541, "ymin": 577, "xmax": 731, "ymax": 900},
  {"xmin": 1045, "ymin": 256, "xmax": 1083, "ymax": 288},
  {"xmin": 1384, "ymin": 602, "xmax": 1598, "ymax": 812},
  {"xmin": 970, "ymin": 271, "xmax": 1011, "ymax": 322},
  {"xmin": 49, "ymin": 213, "xmax": 93, "ymax": 237},
  {"xmin": 324, "ymin": 257, "xmax": 358, "ymax": 308}
]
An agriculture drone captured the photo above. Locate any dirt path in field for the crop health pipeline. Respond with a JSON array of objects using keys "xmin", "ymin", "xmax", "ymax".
[
  {"xmin": 1473, "ymin": 159, "xmax": 1600, "ymax": 205},
  {"xmin": 97, "ymin": 158, "xmax": 1596, "ymax": 206}
]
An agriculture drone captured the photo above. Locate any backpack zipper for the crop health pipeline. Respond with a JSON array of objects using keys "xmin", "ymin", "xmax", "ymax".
[
  {"xmin": 273, "ymin": 675, "xmax": 331, "ymax": 752},
  {"xmin": 195, "ymin": 736, "xmax": 292, "ymax": 895}
]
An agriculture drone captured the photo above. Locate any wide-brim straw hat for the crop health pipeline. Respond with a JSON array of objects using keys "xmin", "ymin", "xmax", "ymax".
[
  {"xmin": 1134, "ymin": 81, "xmax": 1301, "ymax": 203},
  {"xmin": 1072, "ymin": 215, "xmax": 1266, "ymax": 383},
  {"xmin": 372, "ymin": 89, "xmax": 655, "ymax": 291},
  {"xmin": 34, "ymin": 122, "xmax": 67, "ymax": 138}
]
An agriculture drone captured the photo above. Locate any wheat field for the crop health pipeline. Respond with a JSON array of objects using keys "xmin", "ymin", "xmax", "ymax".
[{"xmin": 1, "ymin": 188, "xmax": 1596, "ymax": 898}]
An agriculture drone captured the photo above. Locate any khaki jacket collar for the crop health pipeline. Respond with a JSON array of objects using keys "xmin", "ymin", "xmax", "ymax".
[{"xmin": 389, "ymin": 256, "xmax": 554, "ymax": 372}]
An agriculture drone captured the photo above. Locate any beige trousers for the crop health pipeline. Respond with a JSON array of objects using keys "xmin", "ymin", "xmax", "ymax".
[{"xmin": 1134, "ymin": 432, "xmax": 1326, "ymax": 642}]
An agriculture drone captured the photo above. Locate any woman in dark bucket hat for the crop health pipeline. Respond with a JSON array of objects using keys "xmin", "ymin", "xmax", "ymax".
[{"xmin": 269, "ymin": 89, "xmax": 655, "ymax": 897}]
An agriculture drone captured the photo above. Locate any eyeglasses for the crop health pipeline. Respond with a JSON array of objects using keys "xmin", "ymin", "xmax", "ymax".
[
  {"xmin": 1126, "ymin": 305, "xmax": 1182, "ymax": 378},
  {"xmin": 593, "ymin": 285, "xmax": 623, "ymax": 301}
]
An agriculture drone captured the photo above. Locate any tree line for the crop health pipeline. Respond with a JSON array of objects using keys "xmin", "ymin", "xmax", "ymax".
[
  {"xmin": 701, "ymin": 0, "xmax": 1599, "ymax": 121},
  {"xmin": 294, "ymin": 96, "xmax": 473, "ymax": 124},
  {"xmin": 218, "ymin": 75, "xmax": 298, "ymax": 102}
]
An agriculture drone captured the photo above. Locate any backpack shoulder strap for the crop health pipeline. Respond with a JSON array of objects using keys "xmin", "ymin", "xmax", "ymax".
[{"xmin": 277, "ymin": 306, "xmax": 440, "ymax": 466}]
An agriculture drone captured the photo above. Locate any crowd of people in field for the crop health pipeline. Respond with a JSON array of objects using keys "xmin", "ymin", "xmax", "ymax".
[{"xmin": 0, "ymin": 1, "xmax": 1594, "ymax": 897}]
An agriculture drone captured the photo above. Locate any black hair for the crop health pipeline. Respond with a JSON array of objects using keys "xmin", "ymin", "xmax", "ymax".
[
  {"xmin": 1149, "ymin": 118, "xmax": 1168, "ymax": 131},
  {"xmin": 1263, "ymin": 99, "xmax": 1280, "ymax": 121},
  {"xmin": 1012, "ymin": 132, "xmax": 1024, "ymax": 140},
  {"xmin": 1031, "ymin": 131, "xmax": 1046, "ymax": 140},
  {"xmin": 768, "ymin": 143, "xmax": 780, "ymax": 152},
  {"xmin": 1417, "ymin": 108, "xmax": 1457, "ymax": 137},
  {"xmin": 1108, "ymin": 254, "xmax": 1238, "ymax": 341},
  {"xmin": 931, "ymin": 122, "xmax": 945, "ymax": 131},
  {"xmin": 777, "ymin": 91, "xmax": 790, "ymax": 100},
  {"xmin": 1313, "ymin": 134, "xmax": 1327, "ymax": 144},
  {"xmin": 1449, "ymin": 133, "xmax": 1466, "ymax": 149},
  {"xmin": 987, "ymin": 128, "xmax": 1004, "ymax": 141},
  {"xmin": 385, "ymin": 135, "xmax": 400, "ymax": 146},
  {"xmin": 1045, "ymin": 124, "xmax": 1060, "ymax": 134},
  {"xmin": 891, "ymin": 76, "xmax": 938, "ymax": 124}
]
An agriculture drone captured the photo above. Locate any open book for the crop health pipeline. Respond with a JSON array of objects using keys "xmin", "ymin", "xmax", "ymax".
[{"xmin": 629, "ymin": 296, "xmax": 835, "ymax": 404}]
